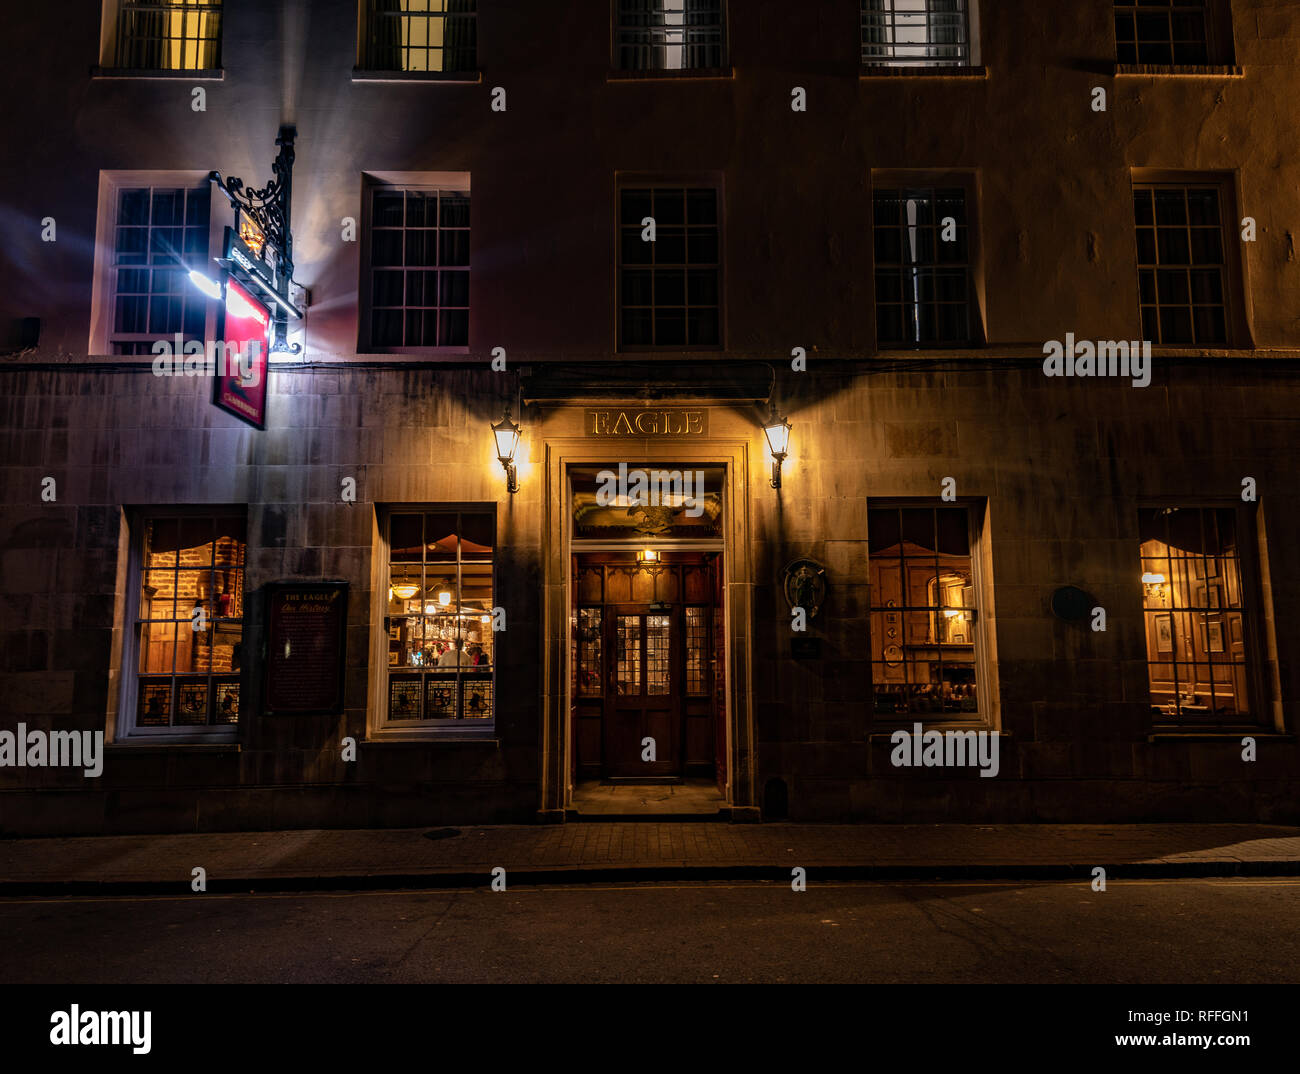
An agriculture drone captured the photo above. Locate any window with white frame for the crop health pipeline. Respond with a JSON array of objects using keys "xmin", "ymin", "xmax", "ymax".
[
  {"xmin": 382, "ymin": 509, "xmax": 495, "ymax": 727},
  {"xmin": 862, "ymin": 0, "xmax": 972, "ymax": 66},
  {"xmin": 121, "ymin": 510, "xmax": 246, "ymax": 737},
  {"xmin": 103, "ymin": 0, "xmax": 223, "ymax": 71},
  {"xmin": 868, "ymin": 504, "xmax": 986, "ymax": 719},
  {"xmin": 363, "ymin": 182, "xmax": 470, "ymax": 350},
  {"xmin": 105, "ymin": 183, "xmax": 213, "ymax": 355},
  {"xmin": 614, "ymin": 0, "xmax": 726, "ymax": 71},
  {"xmin": 358, "ymin": 0, "xmax": 477, "ymax": 73}
]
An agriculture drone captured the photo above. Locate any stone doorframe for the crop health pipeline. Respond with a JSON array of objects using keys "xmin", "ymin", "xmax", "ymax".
[{"xmin": 536, "ymin": 435, "xmax": 759, "ymax": 822}]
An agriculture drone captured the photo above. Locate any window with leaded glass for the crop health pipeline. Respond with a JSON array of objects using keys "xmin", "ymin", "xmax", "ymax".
[
  {"xmin": 869, "ymin": 505, "xmax": 981, "ymax": 718},
  {"xmin": 1140, "ymin": 506, "xmax": 1260, "ymax": 724},
  {"xmin": 385, "ymin": 510, "xmax": 495, "ymax": 724},
  {"xmin": 130, "ymin": 513, "xmax": 245, "ymax": 733},
  {"xmin": 614, "ymin": 0, "xmax": 726, "ymax": 71},
  {"xmin": 619, "ymin": 186, "xmax": 720, "ymax": 348},
  {"xmin": 577, "ymin": 608, "xmax": 604, "ymax": 696},
  {"xmin": 873, "ymin": 186, "xmax": 975, "ymax": 348},
  {"xmin": 1133, "ymin": 183, "xmax": 1231, "ymax": 345},
  {"xmin": 685, "ymin": 606, "xmax": 708, "ymax": 695},
  {"xmin": 109, "ymin": 185, "xmax": 211, "ymax": 356},
  {"xmin": 366, "ymin": 184, "xmax": 470, "ymax": 350},
  {"xmin": 862, "ymin": 0, "xmax": 971, "ymax": 67},
  {"xmin": 359, "ymin": 0, "xmax": 477, "ymax": 73}
]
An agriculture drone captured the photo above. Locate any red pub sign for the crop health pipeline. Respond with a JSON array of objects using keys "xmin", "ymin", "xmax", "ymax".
[{"xmin": 212, "ymin": 275, "xmax": 271, "ymax": 429}]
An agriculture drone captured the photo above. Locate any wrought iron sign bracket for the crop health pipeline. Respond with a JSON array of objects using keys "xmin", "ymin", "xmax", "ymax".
[{"xmin": 209, "ymin": 126, "xmax": 303, "ymax": 354}]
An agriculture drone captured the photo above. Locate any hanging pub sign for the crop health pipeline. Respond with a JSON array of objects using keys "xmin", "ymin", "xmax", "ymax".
[
  {"xmin": 212, "ymin": 275, "xmax": 271, "ymax": 429},
  {"xmin": 264, "ymin": 582, "xmax": 349, "ymax": 715}
]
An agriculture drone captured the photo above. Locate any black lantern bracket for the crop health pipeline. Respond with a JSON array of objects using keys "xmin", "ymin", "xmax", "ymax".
[{"xmin": 209, "ymin": 126, "xmax": 304, "ymax": 354}]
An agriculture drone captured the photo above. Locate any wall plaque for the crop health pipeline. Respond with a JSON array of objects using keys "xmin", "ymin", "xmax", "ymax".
[
  {"xmin": 585, "ymin": 408, "xmax": 708, "ymax": 437},
  {"xmin": 264, "ymin": 582, "xmax": 349, "ymax": 715}
]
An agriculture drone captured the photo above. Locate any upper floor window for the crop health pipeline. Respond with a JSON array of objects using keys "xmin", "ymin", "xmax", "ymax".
[
  {"xmin": 105, "ymin": 0, "xmax": 223, "ymax": 71},
  {"xmin": 1114, "ymin": 0, "xmax": 1233, "ymax": 66},
  {"xmin": 1133, "ymin": 182, "xmax": 1232, "ymax": 345},
  {"xmin": 618, "ymin": 186, "xmax": 721, "ymax": 349},
  {"xmin": 108, "ymin": 184, "xmax": 212, "ymax": 356},
  {"xmin": 362, "ymin": 180, "xmax": 470, "ymax": 351},
  {"xmin": 862, "ymin": 0, "xmax": 972, "ymax": 67},
  {"xmin": 868, "ymin": 504, "xmax": 985, "ymax": 720},
  {"xmin": 1139, "ymin": 506, "xmax": 1262, "ymax": 725},
  {"xmin": 383, "ymin": 510, "xmax": 495, "ymax": 728},
  {"xmin": 873, "ymin": 184, "xmax": 977, "ymax": 348},
  {"xmin": 121, "ymin": 512, "xmax": 246, "ymax": 738},
  {"xmin": 359, "ymin": 0, "xmax": 477, "ymax": 74},
  {"xmin": 615, "ymin": 0, "xmax": 726, "ymax": 72}
]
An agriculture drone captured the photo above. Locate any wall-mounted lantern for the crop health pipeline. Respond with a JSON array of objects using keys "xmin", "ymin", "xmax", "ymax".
[
  {"xmin": 491, "ymin": 408, "xmax": 521, "ymax": 494},
  {"xmin": 763, "ymin": 410, "xmax": 792, "ymax": 489},
  {"xmin": 637, "ymin": 548, "xmax": 660, "ymax": 565},
  {"xmin": 1141, "ymin": 571, "xmax": 1168, "ymax": 603}
]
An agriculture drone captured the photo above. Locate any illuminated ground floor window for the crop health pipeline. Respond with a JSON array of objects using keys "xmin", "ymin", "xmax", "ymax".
[
  {"xmin": 868, "ymin": 503, "xmax": 982, "ymax": 718},
  {"xmin": 383, "ymin": 508, "xmax": 495, "ymax": 726},
  {"xmin": 1139, "ymin": 505, "xmax": 1259, "ymax": 723}
]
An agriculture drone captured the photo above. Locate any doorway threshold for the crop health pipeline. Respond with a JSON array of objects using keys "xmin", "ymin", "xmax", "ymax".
[{"xmin": 568, "ymin": 778, "xmax": 730, "ymax": 821}]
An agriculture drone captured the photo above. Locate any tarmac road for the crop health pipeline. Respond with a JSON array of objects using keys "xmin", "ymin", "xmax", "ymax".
[{"xmin": 1, "ymin": 878, "xmax": 1297, "ymax": 984}]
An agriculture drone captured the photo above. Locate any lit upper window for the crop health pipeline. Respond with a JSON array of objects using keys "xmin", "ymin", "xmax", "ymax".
[
  {"xmin": 359, "ymin": 0, "xmax": 477, "ymax": 73},
  {"xmin": 108, "ymin": 0, "xmax": 223, "ymax": 71}
]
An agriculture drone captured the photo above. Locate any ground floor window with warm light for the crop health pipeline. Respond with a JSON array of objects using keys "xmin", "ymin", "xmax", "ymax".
[
  {"xmin": 382, "ymin": 508, "xmax": 495, "ymax": 726},
  {"xmin": 868, "ymin": 503, "xmax": 984, "ymax": 719},
  {"xmin": 1139, "ymin": 505, "xmax": 1262, "ymax": 724},
  {"xmin": 119, "ymin": 510, "xmax": 246, "ymax": 737}
]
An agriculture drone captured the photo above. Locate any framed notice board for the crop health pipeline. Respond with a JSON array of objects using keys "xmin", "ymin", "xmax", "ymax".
[{"xmin": 264, "ymin": 582, "xmax": 349, "ymax": 715}]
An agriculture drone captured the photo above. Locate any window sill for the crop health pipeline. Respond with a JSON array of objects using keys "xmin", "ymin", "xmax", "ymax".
[
  {"xmin": 1147, "ymin": 731, "xmax": 1290, "ymax": 742},
  {"xmin": 868, "ymin": 725, "xmax": 1005, "ymax": 737},
  {"xmin": 860, "ymin": 64, "xmax": 987, "ymax": 80},
  {"xmin": 1149, "ymin": 345, "xmax": 1253, "ymax": 358},
  {"xmin": 355, "ymin": 348, "xmax": 472, "ymax": 360},
  {"xmin": 617, "ymin": 346, "xmax": 726, "ymax": 355},
  {"xmin": 91, "ymin": 67, "xmax": 224, "ymax": 80},
  {"xmin": 352, "ymin": 68, "xmax": 482, "ymax": 84},
  {"xmin": 107, "ymin": 739, "xmax": 240, "ymax": 752},
  {"xmin": 874, "ymin": 344, "xmax": 983, "ymax": 357},
  {"xmin": 608, "ymin": 67, "xmax": 735, "ymax": 82},
  {"xmin": 364, "ymin": 733, "xmax": 500, "ymax": 746},
  {"xmin": 1113, "ymin": 64, "xmax": 1244, "ymax": 78}
]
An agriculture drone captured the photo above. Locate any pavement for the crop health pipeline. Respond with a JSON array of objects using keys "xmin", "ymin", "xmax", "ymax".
[{"xmin": 3, "ymin": 822, "xmax": 1300, "ymax": 893}]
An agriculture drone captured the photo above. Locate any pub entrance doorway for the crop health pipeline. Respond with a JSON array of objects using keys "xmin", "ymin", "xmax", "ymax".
[{"xmin": 571, "ymin": 551, "xmax": 725, "ymax": 790}]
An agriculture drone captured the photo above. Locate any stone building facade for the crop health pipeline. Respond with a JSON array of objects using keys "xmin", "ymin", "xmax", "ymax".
[{"xmin": 0, "ymin": 0, "xmax": 1297, "ymax": 833}]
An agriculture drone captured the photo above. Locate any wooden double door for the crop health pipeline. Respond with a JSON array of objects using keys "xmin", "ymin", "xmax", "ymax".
[
  {"xmin": 572, "ymin": 553, "xmax": 722, "ymax": 783},
  {"xmin": 606, "ymin": 606, "xmax": 679, "ymax": 777}
]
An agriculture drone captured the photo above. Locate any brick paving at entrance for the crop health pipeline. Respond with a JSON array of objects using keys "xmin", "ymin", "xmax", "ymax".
[{"xmin": 2, "ymin": 823, "xmax": 1300, "ymax": 892}]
